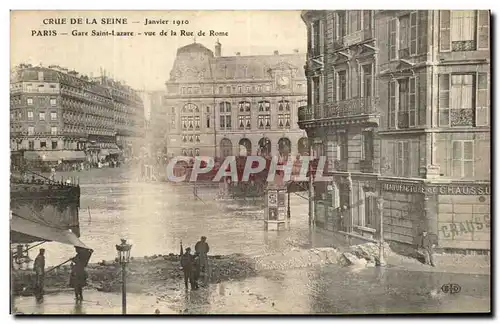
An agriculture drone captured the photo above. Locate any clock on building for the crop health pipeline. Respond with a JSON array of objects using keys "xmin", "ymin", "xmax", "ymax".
[{"xmin": 278, "ymin": 76, "xmax": 290, "ymax": 86}]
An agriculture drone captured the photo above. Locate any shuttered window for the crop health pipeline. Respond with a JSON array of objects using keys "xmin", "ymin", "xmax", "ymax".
[
  {"xmin": 388, "ymin": 80, "xmax": 397, "ymax": 128},
  {"xmin": 389, "ymin": 18, "xmax": 398, "ymax": 60},
  {"xmin": 476, "ymin": 73, "xmax": 489, "ymax": 126},
  {"xmin": 477, "ymin": 10, "xmax": 490, "ymax": 50},
  {"xmin": 440, "ymin": 10, "xmax": 490, "ymax": 52}
]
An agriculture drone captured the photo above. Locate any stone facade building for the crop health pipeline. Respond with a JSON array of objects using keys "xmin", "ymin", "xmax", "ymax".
[
  {"xmin": 299, "ymin": 10, "xmax": 490, "ymax": 252},
  {"xmin": 159, "ymin": 41, "xmax": 308, "ymax": 159},
  {"xmin": 10, "ymin": 64, "xmax": 145, "ymax": 167}
]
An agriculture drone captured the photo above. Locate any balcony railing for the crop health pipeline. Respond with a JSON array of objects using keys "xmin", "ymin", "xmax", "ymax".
[
  {"xmin": 328, "ymin": 97, "xmax": 379, "ymax": 118},
  {"xmin": 341, "ymin": 29, "xmax": 373, "ymax": 48},
  {"xmin": 298, "ymin": 105, "xmax": 313, "ymax": 122}
]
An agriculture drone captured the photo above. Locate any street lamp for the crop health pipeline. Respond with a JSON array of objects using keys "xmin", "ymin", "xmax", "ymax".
[{"xmin": 116, "ymin": 239, "xmax": 132, "ymax": 314}]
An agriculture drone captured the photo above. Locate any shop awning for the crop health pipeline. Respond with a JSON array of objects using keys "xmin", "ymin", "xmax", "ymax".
[
  {"xmin": 24, "ymin": 150, "xmax": 86, "ymax": 162},
  {"xmin": 10, "ymin": 213, "xmax": 90, "ymax": 250}
]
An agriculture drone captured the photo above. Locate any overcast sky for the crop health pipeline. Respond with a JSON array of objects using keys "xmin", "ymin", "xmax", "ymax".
[{"xmin": 11, "ymin": 10, "xmax": 307, "ymax": 91}]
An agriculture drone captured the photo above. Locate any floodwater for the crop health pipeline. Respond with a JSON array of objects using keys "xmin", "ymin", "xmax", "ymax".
[{"xmin": 13, "ymin": 166, "xmax": 491, "ymax": 314}]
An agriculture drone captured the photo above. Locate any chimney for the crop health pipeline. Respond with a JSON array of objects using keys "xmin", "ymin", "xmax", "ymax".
[
  {"xmin": 215, "ymin": 39, "xmax": 222, "ymax": 57},
  {"xmin": 293, "ymin": 49, "xmax": 299, "ymax": 53},
  {"xmin": 235, "ymin": 52, "xmax": 241, "ymax": 56},
  {"xmin": 274, "ymin": 50, "xmax": 279, "ymax": 55}
]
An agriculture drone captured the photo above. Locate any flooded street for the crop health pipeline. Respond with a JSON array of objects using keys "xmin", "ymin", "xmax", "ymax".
[{"xmin": 17, "ymin": 167, "xmax": 491, "ymax": 314}]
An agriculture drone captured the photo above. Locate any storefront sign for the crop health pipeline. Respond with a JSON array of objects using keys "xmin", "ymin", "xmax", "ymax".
[
  {"xmin": 439, "ymin": 215, "xmax": 490, "ymax": 238},
  {"xmin": 381, "ymin": 183, "xmax": 490, "ymax": 196}
]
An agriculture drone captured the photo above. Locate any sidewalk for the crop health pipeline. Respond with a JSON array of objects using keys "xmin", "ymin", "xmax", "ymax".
[
  {"xmin": 13, "ymin": 289, "xmax": 177, "ymax": 315},
  {"xmin": 310, "ymin": 226, "xmax": 490, "ymax": 276}
]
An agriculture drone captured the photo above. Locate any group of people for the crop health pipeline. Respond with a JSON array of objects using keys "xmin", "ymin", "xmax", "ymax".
[
  {"xmin": 32, "ymin": 247, "xmax": 90, "ymax": 303},
  {"xmin": 180, "ymin": 236, "xmax": 210, "ymax": 290}
]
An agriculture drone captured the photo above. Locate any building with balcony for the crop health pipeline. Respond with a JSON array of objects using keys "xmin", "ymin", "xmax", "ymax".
[
  {"xmin": 10, "ymin": 64, "xmax": 145, "ymax": 168},
  {"xmin": 299, "ymin": 10, "xmax": 490, "ymax": 252},
  {"xmin": 161, "ymin": 41, "xmax": 308, "ymax": 159}
]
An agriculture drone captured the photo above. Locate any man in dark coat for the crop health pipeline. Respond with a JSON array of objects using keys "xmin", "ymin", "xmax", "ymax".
[
  {"xmin": 33, "ymin": 249, "xmax": 45, "ymax": 301},
  {"xmin": 69, "ymin": 260, "xmax": 87, "ymax": 302},
  {"xmin": 180, "ymin": 247, "xmax": 196, "ymax": 290},
  {"xmin": 192, "ymin": 253, "xmax": 201, "ymax": 290},
  {"xmin": 195, "ymin": 236, "xmax": 210, "ymax": 274},
  {"xmin": 418, "ymin": 231, "xmax": 438, "ymax": 267}
]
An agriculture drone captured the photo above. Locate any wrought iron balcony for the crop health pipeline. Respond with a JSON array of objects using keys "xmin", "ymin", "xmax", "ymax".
[
  {"xmin": 327, "ymin": 97, "xmax": 379, "ymax": 118},
  {"xmin": 298, "ymin": 105, "xmax": 314, "ymax": 122}
]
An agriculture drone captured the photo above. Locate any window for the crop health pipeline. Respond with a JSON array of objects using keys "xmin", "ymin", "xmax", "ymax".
[
  {"xmin": 265, "ymin": 85, "xmax": 271, "ymax": 92},
  {"xmin": 395, "ymin": 141, "xmax": 410, "ymax": 176},
  {"xmin": 51, "ymin": 127, "xmax": 57, "ymax": 135},
  {"xmin": 172, "ymin": 107, "xmax": 176, "ymax": 114},
  {"xmin": 439, "ymin": 73, "xmax": 487, "ymax": 127},
  {"xmin": 361, "ymin": 131, "xmax": 374, "ymax": 161},
  {"xmin": 337, "ymin": 12, "xmax": 346, "ymax": 39},
  {"xmin": 171, "ymin": 116, "xmax": 176, "ymax": 129},
  {"xmin": 226, "ymin": 86, "xmax": 231, "ymax": 94},
  {"xmin": 206, "ymin": 115, "xmax": 210, "ymax": 128},
  {"xmin": 452, "ymin": 140, "xmax": 474, "ymax": 178},
  {"xmin": 388, "ymin": 77, "xmax": 418, "ymax": 129},
  {"xmin": 28, "ymin": 140, "xmax": 34, "ymax": 150},
  {"xmin": 218, "ymin": 86, "xmax": 223, "ymax": 94},
  {"xmin": 246, "ymin": 86, "xmax": 250, "ymax": 93},
  {"xmin": 278, "ymin": 100, "xmax": 290, "ymax": 111},
  {"xmin": 40, "ymin": 141, "xmax": 46, "ymax": 148},
  {"xmin": 311, "ymin": 20, "xmax": 321, "ymax": 56},
  {"xmin": 195, "ymin": 135, "xmax": 200, "ymax": 143},
  {"xmin": 188, "ymin": 116, "xmax": 194, "ymax": 129},
  {"xmin": 278, "ymin": 114, "xmax": 291, "ymax": 128},
  {"xmin": 312, "ymin": 76, "xmax": 321, "ymax": 105},
  {"xmin": 50, "ymin": 98, "xmax": 57, "ymax": 106},
  {"xmin": 220, "ymin": 115, "xmax": 231, "ymax": 129},
  {"xmin": 238, "ymin": 115, "xmax": 251, "ymax": 129},
  {"xmin": 182, "ymin": 135, "xmax": 187, "ymax": 143},
  {"xmin": 258, "ymin": 115, "xmax": 271, "ymax": 129},
  {"xmin": 28, "ymin": 111, "xmax": 34, "ymax": 121},
  {"xmin": 219, "ymin": 102, "xmax": 231, "ymax": 113},
  {"xmin": 206, "ymin": 107, "xmax": 210, "ymax": 113},
  {"xmin": 257, "ymin": 85, "xmax": 262, "ymax": 92},
  {"xmin": 27, "ymin": 98, "xmax": 33, "ymax": 105},
  {"xmin": 28, "ymin": 127, "xmax": 34, "ymax": 135},
  {"xmin": 348, "ymin": 10, "xmax": 362, "ymax": 33},
  {"xmin": 361, "ymin": 64, "xmax": 372, "ymax": 98},
  {"xmin": 238, "ymin": 101, "xmax": 251, "ymax": 112},
  {"xmin": 39, "ymin": 112, "xmax": 45, "ymax": 121},
  {"xmin": 364, "ymin": 194, "xmax": 376, "ymax": 227},
  {"xmin": 258, "ymin": 101, "xmax": 270, "ymax": 112},
  {"xmin": 337, "ymin": 71, "xmax": 347, "ymax": 101},
  {"xmin": 50, "ymin": 112, "xmax": 57, "ymax": 120},
  {"xmin": 195, "ymin": 116, "xmax": 200, "ymax": 129},
  {"xmin": 181, "ymin": 116, "xmax": 188, "ymax": 129},
  {"xmin": 339, "ymin": 133, "xmax": 348, "ymax": 161},
  {"xmin": 441, "ymin": 10, "xmax": 489, "ymax": 52},
  {"xmin": 187, "ymin": 87, "xmax": 192, "ymax": 94},
  {"xmin": 389, "ymin": 12, "xmax": 417, "ymax": 60},
  {"xmin": 52, "ymin": 141, "xmax": 58, "ymax": 150}
]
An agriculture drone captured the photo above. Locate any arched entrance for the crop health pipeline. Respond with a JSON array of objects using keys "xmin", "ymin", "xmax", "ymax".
[
  {"xmin": 238, "ymin": 138, "xmax": 252, "ymax": 156},
  {"xmin": 278, "ymin": 137, "xmax": 292, "ymax": 159},
  {"xmin": 298, "ymin": 137, "xmax": 310, "ymax": 155},
  {"xmin": 220, "ymin": 138, "xmax": 233, "ymax": 158},
  {"xmin": 258, "ymin": 138, "xmax": 271, "ymax": 156}
]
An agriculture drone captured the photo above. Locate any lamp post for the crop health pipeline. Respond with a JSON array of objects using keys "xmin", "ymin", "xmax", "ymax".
[{"xmin": 116, "ymin": 239, "xmax": 132, "ymax": 314}]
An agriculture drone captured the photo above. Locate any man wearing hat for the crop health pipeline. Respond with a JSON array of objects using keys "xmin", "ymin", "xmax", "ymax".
[
  {"xmin": 195, "ymin": 236, "xmax": 210, "ymax": 275},
  {"xmin": 180, "ymin": 247, "xmax": 196, "ymax": 290}
]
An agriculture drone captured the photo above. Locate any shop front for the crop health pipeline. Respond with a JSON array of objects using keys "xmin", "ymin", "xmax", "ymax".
[{"xmin": 380, "ymin": 180, "xmax": 491, "ymax": 252}]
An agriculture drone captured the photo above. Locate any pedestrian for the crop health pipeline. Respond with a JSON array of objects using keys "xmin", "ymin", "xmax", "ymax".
[
  {"xmin": 195, "ymin": 236, "xmax": 210, "ymax": 275},
  {"xmin": 180, "ymin": 247, "xmax": 196, "ymax": 290},
  {"xmin": 418, "ymin": 230, "xmax": 437, "ymax": 267},
  {"xmin": 33, "ymin": 248, "xmax": 45, "ymax": 301},
  {"xmin": 69, "ymin": 259, "xmax": 87, "ymax": 302},
  {"xmin": 192, "ymin": 253, "xmax": 201, "ymax": 289}
]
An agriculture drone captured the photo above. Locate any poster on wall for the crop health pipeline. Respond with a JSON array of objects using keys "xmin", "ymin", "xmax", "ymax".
[
  {"xmin": 278, "ymin": 207, "xmax": 286, "ymax": 220},
  {"xmin": 278, "ymin": 191, "xmax": 286, "ymax": 207},
  {"xmin": 268, "ymin": 191, "xmax": 277, "ymax": 207},
  {"xmin": 268, "ymin": 207, "xmax": 278, "ymax": 221}
]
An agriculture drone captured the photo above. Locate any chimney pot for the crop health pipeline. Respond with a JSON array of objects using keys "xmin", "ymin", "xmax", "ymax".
[
  {"xmin": 274, "ymin": 50, "xmax": 279, "ymax": 55},
  {"xmin": 236, "ymin": 52, "xmax": 241, "ymax": 56}
]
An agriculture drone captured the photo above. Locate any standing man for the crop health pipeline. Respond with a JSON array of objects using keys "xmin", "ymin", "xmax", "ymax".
[
  {"xmin": 33, "ymin": 249, "xmax": 46, "ymax": 301},
  {"xmin": 418, "ymin": 231, "xmax": 437, "ymax": 267},
  {"xmin": 195, "ymin": 236, "xmax": 210, "ymax": 275},
  {"xmin": 180, "ymin": 247, "xmax": 195, "ymax": 290}
]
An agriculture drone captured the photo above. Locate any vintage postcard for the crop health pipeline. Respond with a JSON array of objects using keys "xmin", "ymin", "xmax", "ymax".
[{"xmin": 10, "ymin": 10, "xmax": 491, "ymax": 315}]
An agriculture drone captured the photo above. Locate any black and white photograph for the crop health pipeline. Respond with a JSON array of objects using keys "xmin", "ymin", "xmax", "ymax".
[{"xmin": 8, "ymin": 9, "xmax": 491, "ymax": 315}]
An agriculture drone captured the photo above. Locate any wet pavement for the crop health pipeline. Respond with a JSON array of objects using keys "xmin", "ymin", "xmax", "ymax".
[{"xmin": 14, "ymin": 167, "xmax": 491, "ymax": 314}]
